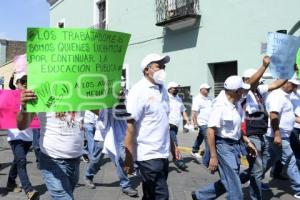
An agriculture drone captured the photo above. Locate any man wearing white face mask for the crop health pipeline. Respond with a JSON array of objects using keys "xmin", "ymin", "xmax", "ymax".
[{"xmin": 124, "ymin": 53, "xmax": 176, "ymax": 200}]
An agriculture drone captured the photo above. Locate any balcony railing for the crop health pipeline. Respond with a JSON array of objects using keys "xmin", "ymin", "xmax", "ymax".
[{"xmin": 156, "ymin": 0, "xmax": 200, "ymax": 27}]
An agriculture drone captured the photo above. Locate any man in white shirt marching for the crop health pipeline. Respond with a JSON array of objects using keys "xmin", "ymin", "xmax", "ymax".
[
  {"xmin": 192, "ymin": 75, "xmax": 255, "ymax": 200},
  {"xmin": 17, "ymin": 95, "xmax": 85, "ymax": 199},
  {"xmin": 191, "ymin": 83, "xmax": 212, "ymax": 167},
  {"xmin": 289, "ymin": 86, "xmax": 300, "ymax": 165},
  {"xmin": 265, "ymin": 78, "xmax": 300, "ymax": 199},
  {"xmin": 124, "ymin": 53, "xmax": 176, "ymax": 200},
  {"xmin": 168, "ymin": 81, "xmax": 190, "ymax": 170}
]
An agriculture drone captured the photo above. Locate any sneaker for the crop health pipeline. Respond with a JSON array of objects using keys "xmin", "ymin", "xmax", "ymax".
[
  {"xmin": 6, "ymin": 183, "xmax": 22, "ymax": 193},
  {"xmin": 122, "ymin": 187, "xmax": 138, "ymax": 197},
  {"xmin": 84, "ymin": 178, "xmax": 95, "ymax": 189},
  {"xmin": 26, "ymin": 190, "xmax": 39, "ymax": 200},
  {"xmin": 191, "ymin": 191, "xmax": 197, "ymax": 200},
  {"xmin": 261, "ymin": 183, "xmax": 270, "ymax": 191},
  {"xmin": 191, "ymin": 152, "xmax": 202, "ymax": 159},
  {"xmin": 82, "ymin": 154, "xmax": 89, "ymax": 163},
  {"xmin": 173, "ymin": 159, "xmax": 187, "ymax": 170},
  {"xmin": 294, "ymin": 193, "xmax": 300, "ymax": 199}
]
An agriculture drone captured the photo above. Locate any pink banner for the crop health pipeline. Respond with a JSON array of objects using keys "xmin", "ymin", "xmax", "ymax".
[{"xmin": 0, "ymin": 90, "xmax": 39, "ymax": 129}]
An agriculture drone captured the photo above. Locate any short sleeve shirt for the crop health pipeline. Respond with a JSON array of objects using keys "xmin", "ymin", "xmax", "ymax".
[
  {"xmin": 126, "ymin": 78, "xmax": 170, "ymax": 161},
  {"xmin": 37, "ymin": 112, "xmax": 85, "ymax": 159},
  {"xmin": 168, "ymin": 94, "xmax": 186, "ymax": 127},
  {"xmin": 245, "ymin": 84, "xmax": 269, "ymax": 114},
  {"xmin": 290, "ymin": 91, "xmax": 300, "ymax": 129},
  {"xmin": 192, "ymin": 94, "xmax": 212, "ymax": 126},
  {"xmin": 266, "ymin": 89, "xmax": 295, "ymax": 138},
  {"xmin": 208, "ymin": 90, "xmax": 242, "ymax": 140}
]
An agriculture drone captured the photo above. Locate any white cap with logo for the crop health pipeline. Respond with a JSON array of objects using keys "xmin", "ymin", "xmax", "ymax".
[
  {"xmin": 140, "ymin": 53, "xmax": 170, "ymax": 70},
  {"xmin": 224, "ymin": 75, "xmax": 250, "ymax": 90},
  {"xmin": 167, "ymin": 81, "xmax": 179, "ymax": 90}
]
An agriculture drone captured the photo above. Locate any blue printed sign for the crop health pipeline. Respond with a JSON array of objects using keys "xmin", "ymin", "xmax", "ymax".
[{"xmin": 266, "ymin": 32, "xmax": 300, "ymax": 79}]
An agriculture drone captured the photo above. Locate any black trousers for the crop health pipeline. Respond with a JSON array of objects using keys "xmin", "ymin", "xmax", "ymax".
[{"xmin": 136, "ymin": 158, "xmax": 169, "ymax": 200}]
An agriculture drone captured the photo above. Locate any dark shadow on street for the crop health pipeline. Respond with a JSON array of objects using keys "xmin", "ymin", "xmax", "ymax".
[
  {"xmin": 0, "ymin": 162, "xmax": 12, "ymax": 171},
  {"xmin": 94, "ymin": 181, "xmax": 120, "ymax": 187}
]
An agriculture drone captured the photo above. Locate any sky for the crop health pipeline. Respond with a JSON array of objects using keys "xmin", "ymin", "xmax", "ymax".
[{"xmin": 0, "ymin": 0, "xmax": 50, "ymax": 41}]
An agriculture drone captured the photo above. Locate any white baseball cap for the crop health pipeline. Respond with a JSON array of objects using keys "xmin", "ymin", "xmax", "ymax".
[
  {"xmin": 199, "ymin": 83, "xmax": 211, "ymax": 90},
  {"xmin": 167, "ymin": 81, "xmax": 179, "ymax": 90},
  {"xmin": 15, "ymin": 71, "xmax": 26, "ymax": 80},
  {"xmin": 141, "ymin": 53, "xmax": 170, "ymax": 70},
  {"xmin": 242, "ymin": 68, "xmax": 257, "ymax": 78},
  {"xmin": 224, "ymin": 75, "xmax": 250, "ymax": 90},
  {"xmin": 288, "ymin": 78, "xmax": 300, "ymax": 85}
]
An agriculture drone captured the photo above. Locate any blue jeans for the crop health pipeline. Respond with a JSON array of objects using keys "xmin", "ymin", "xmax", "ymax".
[
  {"xmin": 192, "ymin": 125, "xmax": 210, "ymax": 166},
  {"xmin": 85, "ymin": 141, "xmax": 131, "ymax": 189},
  {"xmin": 85, "ymin": 141, "xmax": 105, "ymax": 180},
  {"xmin": 136, "ymin": 158, "xmax": 169, "ymax": 200},
  {"xmin": 195, "ymin": 137, "xmax": 243, "ymax": 200},
  {"xmin": 290, "ymin": 128, "xmax": 300, "ymax": 160},
  {"xmin": 32, "ymin": 129, "xmax": 40, "ymax": 163},
  {"xmin": 239, "ymin": 135, "xmax": 269, "ymax": 200},
  {"xmin": 264, "ymin": 136, "xmax": 300, "ymax": 194},
  {"xmin": 110, "ymin": 143, "xmax": 131, "ymax": 189},
  {"xmin": 40, "ymin": 152, "xmax": 80, "ymax": 200},
  {"xmin": 169, "ymin": 124, "xmax": 179, "ymax": 146},
  {"xmin": 83, "ymin": 123, "xmax": 96, "ymax": 156},
  {"xmin": 8, "ymin": 140, "xmax": 33, "ymax": 193}
]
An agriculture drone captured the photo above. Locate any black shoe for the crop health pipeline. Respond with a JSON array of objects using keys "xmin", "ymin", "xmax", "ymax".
[
  {"xmin": 122, "ymin": 187, "xmax": 138, "ymax": 197},
  {"xmin": 6, "ymin": 182, "xmax": 22, "ymax": 193},
  {"xmin": 271, "ymin": 173, "xmax": 288, "ymax": 180},
  {"xmin": 173, "ymin": 159, "xmax": 187, "ymax": 170},
  {"xmin": 191, "ymin": 191, "xmax": 197, "ymax": 200}
]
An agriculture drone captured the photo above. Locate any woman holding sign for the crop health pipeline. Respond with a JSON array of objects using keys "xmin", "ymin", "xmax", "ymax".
[{"xmin": 7, "ymin": 75, "xmax": 40, "ymax": 200}]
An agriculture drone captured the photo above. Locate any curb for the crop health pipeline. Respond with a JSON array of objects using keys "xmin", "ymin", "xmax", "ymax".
[{"xmin": 178, "ymin": 146, "xmax": 249, "ymax": 167}]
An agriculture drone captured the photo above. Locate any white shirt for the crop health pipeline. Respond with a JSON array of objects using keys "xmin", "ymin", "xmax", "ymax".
[
  {"xmin": 290, "ymin": 91, "xmax": 300, "ymax": 129},
  {"xmin": 37, "ymin": 112, "xmax": 85, "ymax": 159},
  {"xmin": 245, "ymin": 85, "xmax": 269, "ymax": 114},
  {"xmin": 84, "ymin": 110, "xmax": 98, "ymax": 124},
  {"xmin": 7, "ymin": 128, "xmax": 33, "ymax": 142},
  {"xmin": 208, "ymin": 90, "xmax": 242, "ymax": 140},
  {"xmin": 192, "ymin": 94, "xmax": 212, "ymax": 126},
  {"xmin": 126, "ymin": 78, "xmax": 170, "ymax": 161},
  {"xmin": 97, "ymin": 109, "xmax": 127, "ymax": 157},
  {"xmin": 266, "ymin": 89, "xmax": 295, "ymax": 138},
  {"xmin": 168, "ymin": 93, "xmax": 186, "ymax": 127}
]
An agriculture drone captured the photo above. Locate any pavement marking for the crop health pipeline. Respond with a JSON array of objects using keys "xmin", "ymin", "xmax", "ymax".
[{"xmin": 178, "ymin": 146, "xmax": 249, "ymax": 167}]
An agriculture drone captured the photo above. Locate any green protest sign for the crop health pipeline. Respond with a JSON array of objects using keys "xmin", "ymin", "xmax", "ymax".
[{"xmin": 26, "ymin": 28, "xmax": 130, "ymax": 112}]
